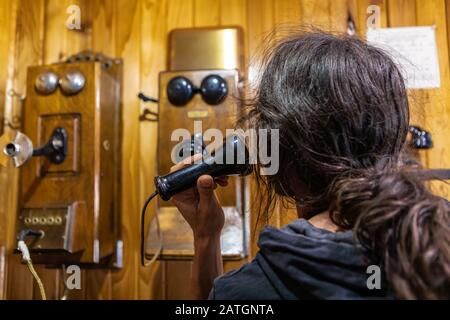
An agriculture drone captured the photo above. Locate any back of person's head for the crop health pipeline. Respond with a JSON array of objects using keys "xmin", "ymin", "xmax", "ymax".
[{"xmin": 242, "ymin": 30, "xmax": 450, "ymax": 299}]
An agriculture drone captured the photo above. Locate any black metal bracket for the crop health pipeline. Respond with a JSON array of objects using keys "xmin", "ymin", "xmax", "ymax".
[
  {"xmin": 32, "ymin": 127, "xmax": 68, "ymax": 164},
  {"xmin": 138, "ymin": 92, "xmax": 159, "ymax": 122},
  {"xmin": 139, "ymin": 109, "xmax": 159, "ymax": 122},
  {"xmin": 138, "ymin": 92, "xmax": 159, "ymax": 104}
]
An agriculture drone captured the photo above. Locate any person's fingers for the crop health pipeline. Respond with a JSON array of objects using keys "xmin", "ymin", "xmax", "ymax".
[
  {"xmin": 197, "ymin": 175, "xmax": 215, "ymax": 206},
  {"xmin": 215, "ymin": 178, "xmax": 229, "ymax": 187},
  {"xmin": 216, "ymin": 181, "xmax": 228, "ymax": 187},
  {"xmin": 170, "ymin": 153, "xmax": 203, "ymax": 173},
  {"xmin": 171, "ymin": 197, "xmax": 181, "ymax": 207},
  {"xmin": 215, "ymin": 176, "xmax": 229, "ymax": 183}
]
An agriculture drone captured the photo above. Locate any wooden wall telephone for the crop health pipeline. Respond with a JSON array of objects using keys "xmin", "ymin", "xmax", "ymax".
[
  {"xmin": 0, "ymin": 52, "xmax": 123, "ymax": 266},
  {"xmin": 145, "ymin": 27, "xmax": 249, "ymax": 261}
]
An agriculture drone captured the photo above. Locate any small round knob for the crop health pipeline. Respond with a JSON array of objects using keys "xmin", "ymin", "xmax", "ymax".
[
  {"xmin": 59, "ymin": 71, "xmax": 86, "ymax": 95},
  {"xmin": 167, "ymin": 76, "xmax": 195, "ymax": 106},
  {"xmin": 35, "ymin": 71, "xmax": 59, "ymax": 95},
  {"xmin": 200, "ymin": 75, "xmax": 228, "ymax": 105}
]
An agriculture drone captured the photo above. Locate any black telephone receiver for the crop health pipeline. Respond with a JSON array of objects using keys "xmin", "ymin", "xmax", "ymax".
[{"xmin": 154, "ymin": 134, "xmax": 252, "ymax": 201}]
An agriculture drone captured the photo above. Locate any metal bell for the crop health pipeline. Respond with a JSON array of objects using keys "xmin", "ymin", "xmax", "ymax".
[
  {"xmin": 35, "ymin": 71, "xmax": 59, "ymax": 95},
  {"xmin": 59, "ymin": 71, "xmax": 86, "ymax": 95}
]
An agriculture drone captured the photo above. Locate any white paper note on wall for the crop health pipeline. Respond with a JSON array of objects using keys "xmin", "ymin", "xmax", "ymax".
[{"xmin": 367, "ymin": 26, "xmax": 441, "ymax": 89}]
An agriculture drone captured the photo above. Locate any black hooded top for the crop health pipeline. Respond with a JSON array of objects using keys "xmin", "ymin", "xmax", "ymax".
[{"xmin": 209, "ymin": 219, "xmax": 394, "ymax": 300}]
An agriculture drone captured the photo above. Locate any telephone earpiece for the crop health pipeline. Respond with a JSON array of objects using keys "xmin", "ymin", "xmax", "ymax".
[
  {"xmin": 167, "ymin": 76, "xmax": 195, "ymax": 106},
  {"xmin": 200, "ymin": 75, "xmax": 228, "ymax": 105}
]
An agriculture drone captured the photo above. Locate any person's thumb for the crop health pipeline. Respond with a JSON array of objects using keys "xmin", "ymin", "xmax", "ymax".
[{"xmin": 197, "ymin": 175, "xmax": 215, "ymax": 206}]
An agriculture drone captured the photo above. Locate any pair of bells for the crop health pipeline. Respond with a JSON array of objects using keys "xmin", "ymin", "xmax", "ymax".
[
  {"xmin": 35, "ymin": 70, "xmax": 86, "ymax": 95},
  {"xmin": 167, "ymin": 75, "xmax": 228, "ymax": 106}
]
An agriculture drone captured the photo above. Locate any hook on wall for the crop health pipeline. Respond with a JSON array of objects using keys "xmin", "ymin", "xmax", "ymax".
[
  {"xmin": 2, "ymin": 89, "xmax": 25, "ymax": 130},
  {"xmin": 138, "ymin": 92, "xmax": 159, "ymax": 122}
]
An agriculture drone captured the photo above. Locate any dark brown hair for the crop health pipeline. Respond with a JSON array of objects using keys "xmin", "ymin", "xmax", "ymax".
[{"xmin": 241, "ymin": 30, "xmax": 450, "ymax": 299}]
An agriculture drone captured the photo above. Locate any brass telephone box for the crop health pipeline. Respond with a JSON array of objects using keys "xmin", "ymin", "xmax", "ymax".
[
  {"xmin": 146, "ymin": 27, "xmax": 249, "ymax": 260},
  {"xmin": 0, "ymin": 54, "xmax": 122, "ymax": 266}
]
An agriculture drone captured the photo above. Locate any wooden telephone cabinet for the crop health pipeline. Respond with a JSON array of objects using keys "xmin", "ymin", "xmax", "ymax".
[
  {"xmin": 146, "ymin": 27, "xmax": 249, "ymax": 260},
  {"xmin": 13, "ymin": 58, "xmax": 122, "ymax": 266}
]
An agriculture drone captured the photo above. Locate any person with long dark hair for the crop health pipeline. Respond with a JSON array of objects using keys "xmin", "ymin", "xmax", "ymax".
[{"xmin": 170, "ymin": 31, "xmax": 450, "ymax": 300}]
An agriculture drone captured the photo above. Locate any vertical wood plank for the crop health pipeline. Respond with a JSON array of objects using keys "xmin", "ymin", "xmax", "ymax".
[
  {"xmin": 388, "ymin": 0, "xmax": 417, "ymax": 27},
  {"xmin": 85, "ymin": 271, "xmax": 111, "ymax": 300},
  {"xmin": 355, "ymin": 0, "xmax": 388, "ymax": 37},
  {"xmin": 329, "ymin": 0, "xmax": 350, "ymax": 33},
  {"xmin": 0, "ymin": 0, "xmax": 17, "ymax": 300},
  {"xmin": 167, "ymin": 0, "xmax": 194, "ymax": 31},
  {"xmin": 138, "ymin": 0, "xmax": 168, "ymax": 300},
  {"xmin": 111, "ymin": 0, "xmax": 142, "ymax": 299},
  {"xmin": 7, "ymin": 256, "xmax": 33, "ymax": 300},
  {"xmin": 63, "ymin": 0, "xmax": 91, "ymax": 56},
  {"xmin": 247, "ymin": 0, "xmax": 274, "ymax": 66},
  {"xmin": 43, "ymin": 0, "xmax": 68, "ymax": 63},
  {"xmin": 165, "ymin": 261, "xmax": 192, "ymax": 299},
  {"xmin": 220, "ymin": 0, "xmax": 247, "ymax": 72},
  {"xmin": 195, "ymin": 0, "xmax": 220, "ymax": 27},
  {"xmin": 415, "ymin": 0, "xmax": 450, "ymax": 197},
  {"xmin": 43, "ymin": 0, "xmax": 91, "ymax": 64},
  {"xmin": 300, "ymin": 0, "xmax": 331, "ymax": 29},
  {"xmin": 274, "ymin": 0, "xmax": 301, "ymax": 26},
  {"xmin": 89, "ymin": 0, "xmax": 116, "ymax": 56},
  {"xmin": 5, "ymin": 0, "xmax": 45, "ymax": 300},
  {"xmin": 220, "ymin": 0, "xmax": 248, "ymax": 79},
  {"xmin": 163, "ymin": 0, "xmax": 195, "ymax": 300},
  {"xmin": 220, "ymin": 0, "xmax": 247, "ymax": 26},
  {"xmin": 82, "ymin": 0, "xmax": 116, "ymax": 300}
]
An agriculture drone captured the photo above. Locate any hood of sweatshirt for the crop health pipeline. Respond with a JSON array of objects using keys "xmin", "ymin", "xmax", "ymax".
[{"xmin": 255, "ymin": 219, "xmax": 394, "ymax": 299}]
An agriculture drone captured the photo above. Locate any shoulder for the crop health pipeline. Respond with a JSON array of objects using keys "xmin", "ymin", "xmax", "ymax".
[{"xmin": 209, "ymin": 258, "xmax": 281, "ymax": 300}]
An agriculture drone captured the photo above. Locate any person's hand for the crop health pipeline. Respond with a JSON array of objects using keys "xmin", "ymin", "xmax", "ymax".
[{"xmin": 170, "ymin": 154, "xmax": 229, "ymax": 239}]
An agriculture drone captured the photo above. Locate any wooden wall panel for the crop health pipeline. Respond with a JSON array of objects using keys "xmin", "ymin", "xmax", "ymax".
[
  {"xmin": 3, "ymin": 0, "xmax": 46, "ymax": 300},
  {"xmin": 415, "ymin": 0, "xmax": 450, "ymax": 197},
  {"xmin": 110, "ymin": 0, "xmax": 141, "ymax": 300},
  {"xmin": 164, "ymin": 0, "xmax": 195, "ymax": 300},
  {"xmin": 138, "ymin": 0, "xmax": 167, "ymax": 300},
  {"xmin": 330, "ymin": 0, "xmax": 350, "ymax": 32},
  {"xmin": 300, "ymin": 0, "xmax": 331, "ymax": 29},
  {"xmin": 352, "ymin": 0, "xmax": 388, "ymax": 35},
  {"xmin": 84, "ymin": 0, "xmax": 116, "ymax": 300},
  {"xmin": 195, "ymin": 0, "xmax": 220, "ymax": 27},
  {"xmin": 0, "ymin": 0, "xmax": 449, "ymax": 300},
  {"xmin": 274, "ymin": 0, "xmax": 301, "ymax": 26},
  {"xmin": 0, "ymin": 0, "xmax": 17, "ymax": 300},
  {"xmin": 220, "ymin": 0, "xmax": 247, "ymax": 26}
]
